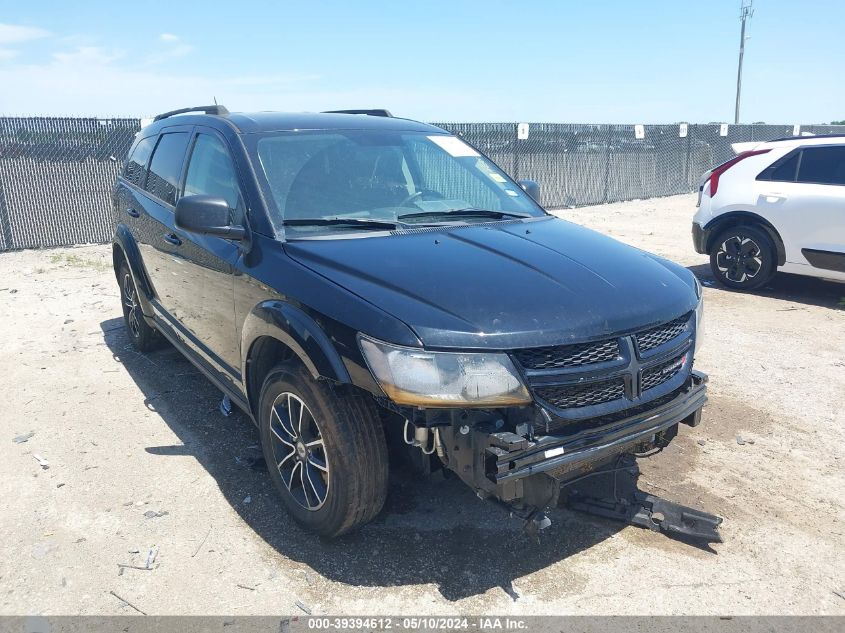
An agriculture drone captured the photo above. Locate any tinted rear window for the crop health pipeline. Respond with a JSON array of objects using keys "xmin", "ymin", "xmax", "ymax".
[
  {"xmin": 145, "ymin": 132, "xmax": 190, "ymax": 205},
  {"xmin": 124, "ymin": 136, "xmax": 155, "ymax": 187},
  {"xmin": 797, "ymin": 146, "xmax": 845, "ymax": 185},
  {"xmin": 758, "ymin": 151, "xmax": 800, "ymax": 182}
]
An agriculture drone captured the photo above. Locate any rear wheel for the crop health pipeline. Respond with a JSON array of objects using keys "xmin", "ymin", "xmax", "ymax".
[
  {"xmin": 118, "ymin": 262, "xmax": 160, "ymax": 352},
  {"xmin": 709, "ymin": 225, "xmax": 776, "ymax": 290},
  {"xmin": 259, "ymin": 364, "xmax": 388, "ymax": 537}
]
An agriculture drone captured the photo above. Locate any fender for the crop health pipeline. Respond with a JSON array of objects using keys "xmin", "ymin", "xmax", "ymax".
[
  {"xmin": 241, "ymin": 300, "xmax": 351, "ymax": 385},
  {"xmin": 703, "ymin": 210, "xmax": 787, "ymax": 266},
  {"xmin": 112, "ymin": 224, "xmax": 156, "ymax": 315}
]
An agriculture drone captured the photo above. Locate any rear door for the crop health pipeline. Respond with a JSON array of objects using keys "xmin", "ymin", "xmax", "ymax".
[
  {"xmin": 756, "ymin": 145, "xmax": 845, "ymax": 272},
  {"xmin": 115, "ymin": 133, "xmax": 156, "ymax": 262},
  {"xmin": 134, "ymin": 126, "xmax": 192, "ymax": 322}
]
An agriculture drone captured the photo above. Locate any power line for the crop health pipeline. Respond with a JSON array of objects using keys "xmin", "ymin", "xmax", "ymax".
[{"xmin": 735, "ymin": 0, "xmax": 754, "ymax": 125}]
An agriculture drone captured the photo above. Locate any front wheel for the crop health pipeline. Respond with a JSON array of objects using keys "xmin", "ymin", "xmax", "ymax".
[
  {"xmin": 259, "ymin": 364, "xmax": 388, "ymax": 537},
  {"xmin": 709, "ymin": 225, "xmax": 776, "ymax": 290}
]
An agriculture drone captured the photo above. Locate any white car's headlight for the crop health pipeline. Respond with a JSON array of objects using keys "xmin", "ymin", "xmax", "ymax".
[{"xmin": 359, "ymin": 335, "xmax": 532, "ymax": 407}]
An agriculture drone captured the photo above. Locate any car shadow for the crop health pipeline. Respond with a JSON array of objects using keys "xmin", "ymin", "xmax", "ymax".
[
  {"xmin": 687, "ymin": 263, "xmax": 845, "ymax": 310},
  {"xmin": 102, "ymin": 317, "xmax": 628, "ymax": 601}
]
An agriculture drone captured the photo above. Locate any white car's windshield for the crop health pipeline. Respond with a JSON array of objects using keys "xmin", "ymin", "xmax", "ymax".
[{"xmin": 254, "ymin": 130, "xmax": 544, "ymax": 235}]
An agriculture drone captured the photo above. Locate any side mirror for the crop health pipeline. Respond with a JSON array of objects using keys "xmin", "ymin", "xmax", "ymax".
[
  {"xmin": 175, "ymin": 195, "xmax": 246, "ymax": 240},
  {"xmin": 518, "ymin": 179, "xmax": 541, "ymax": 202}
]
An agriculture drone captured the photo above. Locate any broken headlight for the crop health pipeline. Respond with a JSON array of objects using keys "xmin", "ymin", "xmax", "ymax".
[{"xmin": 359, "ymin": 335, "xmax": 532, "ymax": 407}]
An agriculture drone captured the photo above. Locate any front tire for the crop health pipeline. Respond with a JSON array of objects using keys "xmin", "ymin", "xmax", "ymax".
[
  {"xmin": 259, "ymin": 364, "xmax": 388, "ymax": 537},
  {"xmin": 709, "ymin": 225, "xmax": 776, "ymax": 290}
]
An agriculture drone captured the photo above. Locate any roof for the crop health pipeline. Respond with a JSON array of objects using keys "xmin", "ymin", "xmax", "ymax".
[
  {"xmin": 762, "ymin": 134, "xmax": 845, "ymax": 146},
  {"xmin": 148, "ymin": 108, "xmax": 446, "ymax": 135}
]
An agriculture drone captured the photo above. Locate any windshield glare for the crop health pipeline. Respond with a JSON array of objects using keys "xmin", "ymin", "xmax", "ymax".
[{"xmin": 254, "ymin": 130, "xmax": 544, "ymax": 235}]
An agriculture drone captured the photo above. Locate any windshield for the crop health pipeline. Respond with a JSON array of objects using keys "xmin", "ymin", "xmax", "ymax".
[{"xmin": 254, "ymin": 130, "xmax": 545, "ymax": 236}]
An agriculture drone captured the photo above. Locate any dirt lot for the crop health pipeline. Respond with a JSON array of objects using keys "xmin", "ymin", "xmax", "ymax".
[{"xmin": 1, "ymin": 193, "xmax": 843, "ymax": 616}]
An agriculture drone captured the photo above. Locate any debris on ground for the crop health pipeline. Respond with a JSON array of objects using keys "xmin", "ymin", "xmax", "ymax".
[
  {"xmin": 295, "ymin": 599, "xmax": 312, "ymax": 615},
  {"xmin": 145, "ymin": 547, "xmax": 158, "ymax": 569},
  {"xmin": 236, "ymin": 583, "xmax": 256, "ymax": 591},
  {"xmin": 56, "ymin": 483, "xmax": 65, "ymax": 488},
  {"xmin": 143, "ymin": 510, "xmax": 168, "ymax": 519},
  {"xmin": 117, "ymin": 563, "xmax": 152, "ymax": 572},
  {"xmin": 32, "ymin": 454, "xmax": 50, "ymax": 469},
  {"xmin": 219, "ymin": 394, "xmax": 233, "ymax": 417},
  {"xmin": 13, "ymin": 431, "xmax": 35, "ymax": 444},
  {"xmin": 736, "ymin": 435, "xmax": 755, "ymax": 446},
  {"xmin": 191, "ymin": 527, "xmax": 212, "ymax": 558},
  {"xmin": 109, "ymin": 590, "xmax": 147, "ymax": 615},
  {"xmin": 243, "ymin": 496, "xmax": 252, "ymax": 504}
]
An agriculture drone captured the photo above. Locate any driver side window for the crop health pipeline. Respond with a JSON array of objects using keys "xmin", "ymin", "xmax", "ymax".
[{"xmin": 184, "ymin": 133, "xmax": 244, "ymax": 224}]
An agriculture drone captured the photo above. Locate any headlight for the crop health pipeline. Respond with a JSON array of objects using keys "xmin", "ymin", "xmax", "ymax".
[{"xmin": 359, "ymin": 335, "xmax": 532, "ymax": 407}]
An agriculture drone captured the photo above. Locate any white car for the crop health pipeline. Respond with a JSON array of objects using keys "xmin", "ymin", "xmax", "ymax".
[{"xmin": 693, "ymin": 135, "xmax": 845, "ymax": 290}]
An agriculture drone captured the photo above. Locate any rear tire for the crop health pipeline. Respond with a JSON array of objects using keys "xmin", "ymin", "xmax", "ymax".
[
  {"xmin": 709, "ymin": 225, "xmax": 776, "ymax": 290},
  {"xmin": 259, "ymin": 364, "xmax": 388, "ymax": 538},
  {"xmin": 118, "ymin": 262, "xmax": 161, "ymax": 352}
]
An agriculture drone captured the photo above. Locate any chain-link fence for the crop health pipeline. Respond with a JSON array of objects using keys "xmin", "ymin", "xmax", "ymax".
[
  {"xmin": 0, "ymin": 117, "xmax": 140, "ymax": 251},
  {"xmin": 434, "ymin": 122, "xmax": 845, "ymax": 208},
  {"xmin": 1, "ymin": 117, "xmax": 844, "ymax": 251}
]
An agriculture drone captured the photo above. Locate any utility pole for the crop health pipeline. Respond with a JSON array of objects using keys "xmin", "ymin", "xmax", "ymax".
[{"xmin": 734, "ymin": 0, "xmax": 753, "ymax": 124}]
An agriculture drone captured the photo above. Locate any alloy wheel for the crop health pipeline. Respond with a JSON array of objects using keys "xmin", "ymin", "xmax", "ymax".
[
  {"xmin": 122, "ymin": 273, "xmax": 141, "ymax": 338},
  {"xmin": 268, "ymin": 392, "xmax": 330, "ymax": 511},
  {"xmin": 715, "ymin": 235, "xmax": 763, "ymax": 283}
]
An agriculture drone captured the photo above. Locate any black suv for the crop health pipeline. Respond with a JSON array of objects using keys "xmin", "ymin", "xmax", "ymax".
[{"xmin": 112, "ymin": 106, "xmax": 709, "ymax": 539}]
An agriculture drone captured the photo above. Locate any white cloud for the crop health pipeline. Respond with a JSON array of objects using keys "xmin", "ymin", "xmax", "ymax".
[
  {"xmin": 0, "ymin": 49, "xmax": 20, "ymax": 61},
  {"xmin": 52, "ymin": 46, "xmax": 123, "ymax": 66},
  {"xmin": 0, "ymin": 45, "xmax": 323, "ymax": 116},
  {"xmin": 144, "ymin": 33, "xmax": 193, "ymax": 65},
  {"xmin": 0, "ymin": 23, "xmax": 50, "ymax": 45}
]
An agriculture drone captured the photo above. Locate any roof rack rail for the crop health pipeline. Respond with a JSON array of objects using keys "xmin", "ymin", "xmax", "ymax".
[
  {"xmin": 767, "ymin": 133, "xmax": 845, "ymax": 143},
  {"xmin": 323, "ymin": 109, "xmax": 393, "ymax": 118},
  {"xmin": 153, "ymin": 105, "xmax": 230, "ymax": 122}
]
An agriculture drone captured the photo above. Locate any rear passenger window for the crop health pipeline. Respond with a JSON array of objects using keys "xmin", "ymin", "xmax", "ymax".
[
  {"xmin": 124, "ymin": 136, "xmax": 155, "ymax": 187},
  {"xmin": 758, "ymin": 151, "xmax": 799, "ymax": 182},
  {"xmin": 184, "ymin": 134, "xmax": 243, "ymax": 222},
  {"xmin": 145, "ymin": 132, "xmax": 190, "ymax": 205},
  {"xmin": 797, "ymin": 146, "xmax": 845, "ymax": 185}
]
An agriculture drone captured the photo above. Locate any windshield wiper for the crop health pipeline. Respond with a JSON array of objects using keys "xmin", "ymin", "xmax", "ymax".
[
  {"xmin": 283, "ymin": 218, "xmax": 399, "ymax": 230},
  {"xmin": 397, "ymin": 208, "xmax": 532, "ymax": 221}
]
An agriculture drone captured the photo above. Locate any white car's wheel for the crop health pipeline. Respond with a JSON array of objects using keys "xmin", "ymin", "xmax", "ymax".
[{"xmin": 709, "ymin": 225, "xmax": 776, "ymax": 291}]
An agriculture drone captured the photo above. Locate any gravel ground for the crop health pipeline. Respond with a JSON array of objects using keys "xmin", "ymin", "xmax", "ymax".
[{"xmin": 1, "ymin": 193, "xmax": 843, "ymax": 616}]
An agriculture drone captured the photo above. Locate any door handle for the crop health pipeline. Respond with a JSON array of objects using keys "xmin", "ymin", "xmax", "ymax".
[
  {"xmin": 163, "ymin": 232, "xmax": 182, "ymax": 246},
  {"xmin": 125, "ymin": 207, "xmax": 140, "ymax": 218}
]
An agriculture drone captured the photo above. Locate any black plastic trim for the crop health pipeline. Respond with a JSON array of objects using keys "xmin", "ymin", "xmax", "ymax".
[{"xmin": 802, "ymin": 248, "xmax": 845, "ymax": 273}]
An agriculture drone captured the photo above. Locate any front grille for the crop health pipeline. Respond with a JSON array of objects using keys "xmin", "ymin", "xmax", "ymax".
[
  {"xmin": 534, "ymin": 378, "xmax": 625, "ymax": 409},
  {"xmin": 635, "ymin": 313, "xmax": 690, "ymax": 354},
  {"xmin": 544, "ymin": 387, "xmax": 685, "ymax": 434},
  {"xmin": 641, "ymin": 353, "xmax": 686, "ymax": 392},
  {"xmin": 513, "ymin": 339, "xmax": 620, "ymax": 370}
]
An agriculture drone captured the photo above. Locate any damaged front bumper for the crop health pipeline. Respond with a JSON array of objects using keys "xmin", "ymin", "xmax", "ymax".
[
  {"xmin": 487, "ymin": 370, "xmax": 708, "ymax": 493},
  {"xmin": 431, "ymin": 370, "xmax": 720, "ymax": 542}
]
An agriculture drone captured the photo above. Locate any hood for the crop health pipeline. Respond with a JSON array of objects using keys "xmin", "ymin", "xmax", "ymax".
[{"xmin": 284, "ymin": 217, "xmax": 699, "ymax": 349}]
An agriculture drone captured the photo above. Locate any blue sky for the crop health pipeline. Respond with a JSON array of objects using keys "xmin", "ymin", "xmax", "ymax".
[{"xmin": 0, "ymin": 0, "xmax": 842, "ymax": 123}]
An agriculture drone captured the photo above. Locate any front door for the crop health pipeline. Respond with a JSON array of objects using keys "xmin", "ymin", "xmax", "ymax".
[
  {"xmin": 167, "ymin": 128, "xmax": 245, "ymax": 382},
  {"xmin": 756, "ymin": 145, "xmax": 845, "ymax": 279}
]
